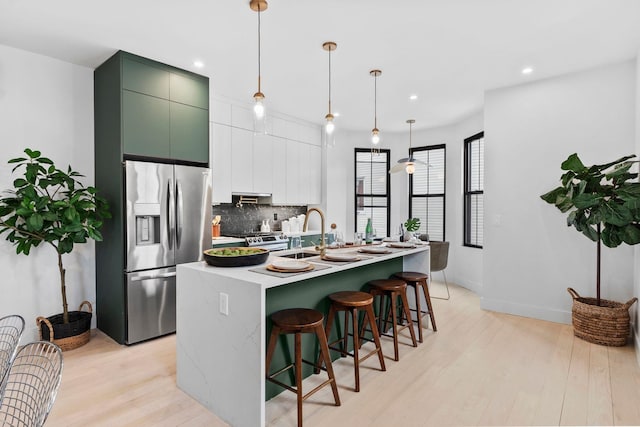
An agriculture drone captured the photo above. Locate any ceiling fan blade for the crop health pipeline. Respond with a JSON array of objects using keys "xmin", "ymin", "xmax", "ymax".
[
  {"xmin": 396, "ymin": 157, "xmax": 410, "ymax": 164},
  {"xmin": 389, "ymin": 162, "xmax": 406, "ymax": 173},
  {"xmin": 413, "ymin": 158, "xmax": 427, "ymax": 165}
]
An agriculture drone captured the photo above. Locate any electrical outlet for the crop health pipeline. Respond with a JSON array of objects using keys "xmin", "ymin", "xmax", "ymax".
[
  {"xmin": 219, "ymin": 292, "xmax": 229, "ymax": 315},
  {"xmin": 273, "ymin": 213, "xmax": 278, "ymax": 221}
]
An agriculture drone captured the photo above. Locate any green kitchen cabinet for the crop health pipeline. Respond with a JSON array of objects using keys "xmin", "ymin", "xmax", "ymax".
[
  {"xmin": 170, "ymin": 102, "xmax": 209, "ymax": 162},
  {"xmin": 122, "ymin": 90, "xmax": 171, "ymax": 158},
  {"xmin": 94, "ymin": 50, "xmax": 209, "ymax": 344},
  {"xmin": 170, "ymin": 72, "xmax": 209, "ymax": 109},
  {"xmin": 99, "ymin": 50, "xmax": 209, "ymax": 164},
  {"xmin": 122, "ymin": 56, "xmax": 170, "ymax": 99}
]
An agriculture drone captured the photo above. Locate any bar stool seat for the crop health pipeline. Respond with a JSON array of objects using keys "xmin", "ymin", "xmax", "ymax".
[
  {"xmin": 367, "ymin": 279, "xmax": 418, "ymax": 361},
  {"xmin": 318, "ymin": 291, "xmax": 385, "ymax": 392},
  {"xmin": 265, "ymin": 308, "xmax": 340, "ymax": 427},
  {"xmin": 393, "ymin": 271, "xmax": 437, "ymax": 343}
]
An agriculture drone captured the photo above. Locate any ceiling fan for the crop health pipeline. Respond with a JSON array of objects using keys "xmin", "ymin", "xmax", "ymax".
[{"xmin": 389, "ymin": 119, "xmax": 426, "ymax": 174}]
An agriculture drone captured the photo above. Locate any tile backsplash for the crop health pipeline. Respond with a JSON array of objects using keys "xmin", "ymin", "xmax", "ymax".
[{"xmin": 214, "ymin": 204, "xmax": 307, "ymax": 235}]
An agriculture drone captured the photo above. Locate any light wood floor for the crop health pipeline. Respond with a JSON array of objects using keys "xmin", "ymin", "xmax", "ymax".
[{"xmin": 46, "ymin": 282, "xmax": 640, "ymax": 427}]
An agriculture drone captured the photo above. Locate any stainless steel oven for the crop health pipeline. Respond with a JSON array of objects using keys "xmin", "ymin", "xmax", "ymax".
[{"xmin": 245, "ymin": 234, "xmax": 289, "ymax": 251}]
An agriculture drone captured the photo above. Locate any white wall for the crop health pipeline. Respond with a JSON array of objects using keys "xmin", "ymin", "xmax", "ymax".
[
  {"xmin": 483, "ymin": 60, "xmax": 637, "ymax": 324},
  {"xmin": 0, "ymin": 44, "xmax": 95, "ymax": 342}
]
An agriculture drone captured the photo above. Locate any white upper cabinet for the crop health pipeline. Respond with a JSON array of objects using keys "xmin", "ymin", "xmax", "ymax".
[
  {"xmin": 230, "ymin": 127, "xmax": 253, "ymax": 193},
  {"xmin": 308, "ymin": 144, "xmax": 322, "ymax": 204},
  {"xmin": 210, "ymin": 98, "xmax": 322, "ymax": 205},
  {"xmin": 211, "ymin": 123, "xmax": 232, "ymax": 204},
  {"xmin": 272, "ymin": 138, "xmax": 287, "ymax": 204},
  {"xmin": 252, "ymin": 133, "xmax": 273, "ymax": 194}
]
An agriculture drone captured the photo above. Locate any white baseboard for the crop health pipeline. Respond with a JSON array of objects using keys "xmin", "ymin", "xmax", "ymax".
[{"xmin": 480, "ymin": 296, "xmax": 572, "ymax": 324}]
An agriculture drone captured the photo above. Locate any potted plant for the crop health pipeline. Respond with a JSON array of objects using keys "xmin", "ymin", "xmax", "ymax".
[
  {"xmin": 0, "ymin": 149, "xmax": 110, "ymax": 350},
  {"xmin": 540, "ymin": 152, "xmax": 639, "ymax": 346}
]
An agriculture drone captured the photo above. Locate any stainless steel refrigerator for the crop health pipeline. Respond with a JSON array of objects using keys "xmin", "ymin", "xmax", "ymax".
[{"xmin": 124, "ymin": 160, "xmax": 211, "ymax": 344}]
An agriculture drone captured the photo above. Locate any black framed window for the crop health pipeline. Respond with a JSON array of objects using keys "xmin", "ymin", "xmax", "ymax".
[
  {"xmin": 355, "ymin": 148, "xmax": 390, "ymax": 237},
  {"xmin": 464, "ymin": 131, "xmax": 484, "ymax": 248},
  {"xmin": 409, "ymin": 144, "xmax": 446, "ymax": 241}
]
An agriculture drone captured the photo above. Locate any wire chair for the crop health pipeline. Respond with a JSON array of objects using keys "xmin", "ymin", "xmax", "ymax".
[
  {"xmin": 0, "ymin": 341, "xmax": 63, "ymax": 427},
  {"xmin": 0, "ymin": 315, "xmax": 25, "ymax": 395}
]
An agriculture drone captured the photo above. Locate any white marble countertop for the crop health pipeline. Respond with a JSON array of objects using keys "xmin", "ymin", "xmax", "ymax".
[{"xmin": 181, "ymin": 243, "xmax": 429, "ymax": 290}]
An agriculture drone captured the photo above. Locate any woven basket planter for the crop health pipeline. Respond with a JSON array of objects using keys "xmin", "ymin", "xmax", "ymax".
[
  {"xmin": 567, "ymin": 288, "xmax": 637, "ymax": 347},
  {"xmin": 37, "ymin": 301, "xmax": 92, "ymax": 351}
]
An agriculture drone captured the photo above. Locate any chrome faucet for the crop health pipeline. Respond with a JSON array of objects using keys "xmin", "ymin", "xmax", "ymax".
[{"xmin": 302, "ymin": 207, "xmax": 326, "ymax": 257}]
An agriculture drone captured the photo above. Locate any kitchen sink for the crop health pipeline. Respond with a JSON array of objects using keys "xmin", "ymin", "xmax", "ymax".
[{"xmin": 278, "ymin": 252, "xmax": 319, "ymax": 259}]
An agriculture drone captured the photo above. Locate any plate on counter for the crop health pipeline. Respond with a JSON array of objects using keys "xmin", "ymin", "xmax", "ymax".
[
  {"xmin": 358, "ymin": 246, "xmax": 391, "ymax": 254},
  {"xmin": 388, "ymin": 242, "xmax": 416, "ymax": 249},
  {"xmin": 321, "ymin": 253, "xmax": 361, "ymax": 262},
  {"xmin": 267, "ymin": 260, "xmax": 315, "ymax": 273}
]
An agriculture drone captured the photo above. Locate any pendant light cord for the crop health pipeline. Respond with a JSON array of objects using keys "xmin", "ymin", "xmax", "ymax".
[
  {"xmin": 374, "ymin": 74, "xmax": 377, "ymax": 128},
  {"xmin": 257, "ymin": 4, "xmax": 262, "ymax": 93},
  {"xmin": 328, "ymin": 46, "xmax": 332, "ymax": 114}
]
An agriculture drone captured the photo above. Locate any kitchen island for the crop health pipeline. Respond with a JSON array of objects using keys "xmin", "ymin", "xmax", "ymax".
[{"xmin": 176, "ymin": 244, "xmax": 430, "ymax": 427}]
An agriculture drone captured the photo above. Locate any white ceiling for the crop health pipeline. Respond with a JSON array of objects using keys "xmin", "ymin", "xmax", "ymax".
[{"xmin": 2, "ymin": 0, "xmax": 640, "ymax": 132}]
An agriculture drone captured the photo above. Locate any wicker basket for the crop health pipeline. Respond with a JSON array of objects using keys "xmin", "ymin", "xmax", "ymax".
[
  {"xmin": 37, "ymin": 301, "xmax": 92, "ymax": 351},
  {"xmin": 567, "ymin": 288, "xmax": 637, "ymax": 347}
]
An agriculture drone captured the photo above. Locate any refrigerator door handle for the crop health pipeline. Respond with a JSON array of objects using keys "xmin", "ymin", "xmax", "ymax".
[
  {"xmin": 167, "ymin": 179, "xmax": 175, "ymax": 250},
  {"xmin": 130, "ymin": 271, "xmax": 177, "ymax": 282},
  {"xmin": 176, "ymin": 179, "xmax": 183, "ymax": 248}
]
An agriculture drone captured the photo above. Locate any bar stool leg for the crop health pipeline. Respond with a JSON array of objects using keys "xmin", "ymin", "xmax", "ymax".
[
  {"xmin": 420, "ymin": 279, "xmax": 437, "ymax": 331},
  {"xmin": 365, "ymin": 304, "xmax": 386, "ymax": 371},
  {"xmin": 400, "ymin": 290, "xmax": 418, "ymax": 347},
  {"xmin": 316, "ymin": 304, "xmax": 337, "ymax": 374},
  {"xmin": 413, "ymin": 283, "xmax": 424, "ymax": 343},
  {"xmin": 390, "ymin": 292, "xmax": 400, "ymax": 361},
  {"xmin": 342, "ymin": 311, "xmax": 349, "ymax": 356},
  {"xmin": 315, "ymin": 324, "xmax": 341, "ymax": 406},
  {"xmin": 295, "ymin": 332, "xmax": 303, "ymax": 427},
  {"xmin": 265, "ymin": 325, "xmax": 281, "ymax": 377},
  {"xmin": 350, "ymin": 308, "xmax": 360, "ymax": 392}
]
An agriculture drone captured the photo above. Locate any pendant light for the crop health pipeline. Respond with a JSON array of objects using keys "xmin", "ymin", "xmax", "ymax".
[
  {"xmin": 323, "ymin": 41, "xmax": 337, "ymax": 146},
  {"xmin": 390, "ymin": 119, "xmax": 426, "ymax": 174},
  {"xmin": 250, "ymin": 0, "xmax": 267, "ymax": 134},
  {"xmin": 370, "ymin": 69, "xmax": 381, "ymax": 145}
]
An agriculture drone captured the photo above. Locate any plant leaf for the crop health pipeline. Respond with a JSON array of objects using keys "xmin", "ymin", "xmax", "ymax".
[{"xmin": 561, "ymin": 153, "xmax": 585, "ymax": 172}]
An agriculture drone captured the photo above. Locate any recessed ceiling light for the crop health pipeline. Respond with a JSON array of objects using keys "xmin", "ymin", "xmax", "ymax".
[
  {"xmin": 193, "ymin": 60, "xmax": 204, "ymax": 68},
  {"xmin": 409, "ymin": 94, "xmax": 418, "ymax": 100},
  {"xmin": 522, "ymin": 67, "xmax": 533, "ymax": 75}
]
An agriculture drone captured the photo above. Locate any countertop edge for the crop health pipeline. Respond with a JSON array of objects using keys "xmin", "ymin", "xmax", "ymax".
[{"xmin": 179, "ymin": 245, "xmax": 429, "ymax": 289}]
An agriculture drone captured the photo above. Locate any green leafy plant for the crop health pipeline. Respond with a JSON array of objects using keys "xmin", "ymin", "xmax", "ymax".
[
  {"xmin": 404, "ymin": 217, "xmax": 421, "ymax": 232},
  {"xmin": 540, "ymin": 153, "xmax": 640, "ymax": 305},
  {"xmin": 0, "ymin": 149, "xmax": 111, "ymax": 323}
]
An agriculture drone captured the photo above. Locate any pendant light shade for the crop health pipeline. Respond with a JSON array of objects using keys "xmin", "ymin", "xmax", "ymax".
[
  {"xmin": 370, "ymin": 69, "xmax": 381, "ymax": 145},
  {"xmin": 251, "ymin": 0, "xmax": 268, "ymax": 134},
  {"xmin": 323, "ymin": 41, "xmax": 337, "ymax": 145},
  {"xmin": 390, "ymin": 119, "xmax": 426, "ymax": 174}
]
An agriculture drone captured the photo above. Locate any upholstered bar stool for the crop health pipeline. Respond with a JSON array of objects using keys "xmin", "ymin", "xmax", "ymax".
[
  {"xmin": 265, "ymin": 308, "xmax": 340, "ymax": 427},
  {"xmin": 367, "ymin": 279, "xmax": 418, "ymax": 361},
  {"xmin": 393, "ymin": 271, "xmax": 437, "ymax": 343},
  {"xmin": 317, "ymin": 291, "xmax": 386, "ymax": 392}
]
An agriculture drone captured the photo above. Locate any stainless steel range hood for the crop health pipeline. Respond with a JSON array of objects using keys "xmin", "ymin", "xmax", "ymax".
[{"xmin": 232, "ymin": 192, "xmax": 272, "ymax": 206}]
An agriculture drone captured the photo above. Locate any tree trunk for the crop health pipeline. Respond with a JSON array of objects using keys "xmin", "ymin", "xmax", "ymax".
[
  {"xmin": 596, "ymin": 223, "xmax": 601, "ymax": 306},
  {"xmin": 58, "ymin": 251, "xmax": 69, "ymax": 323}
]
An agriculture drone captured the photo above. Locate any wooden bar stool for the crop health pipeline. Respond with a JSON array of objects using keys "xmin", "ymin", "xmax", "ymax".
[
  {"xmin": 317, "ymin": 291, "xmax": 386, "ymax": 392},
  {"xmin": 393, "ymin": 271, "xmax": 437, "ymax": 343},
  {"xmin": 367, "ymin": 279, "xmax": 418, "ymax": 361},
  {"xmin": 265, "ymin": 308, "xmax": 340, "ymax": 427}
]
